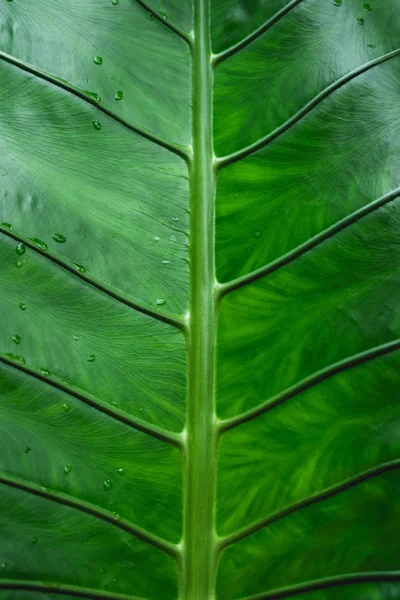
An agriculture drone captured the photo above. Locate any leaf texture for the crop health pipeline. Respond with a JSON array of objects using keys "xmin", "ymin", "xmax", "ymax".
[{"xmin": 0, "ymin": 0, "xmax": 399, "ymax": 599}]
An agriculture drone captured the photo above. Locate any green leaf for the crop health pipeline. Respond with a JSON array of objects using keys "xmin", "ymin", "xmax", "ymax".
[{"xmin": 0, "ymin": 1, "xmax": 399, "ymax": 599}]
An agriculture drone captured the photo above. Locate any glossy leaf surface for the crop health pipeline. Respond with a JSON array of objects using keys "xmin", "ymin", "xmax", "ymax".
[{"xmin": 0, "ymin": 1, "xmax": 399, "ymax": 599}]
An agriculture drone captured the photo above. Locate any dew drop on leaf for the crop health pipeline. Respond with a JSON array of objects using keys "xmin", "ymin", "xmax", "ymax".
[
  {"xmin": 172, "ymin": 217, "xmax": 179, "ymax": 222},
  {"xmin": 25, "ymin": 446, "xmax": 31, "ymax": 454},
  {"xmin": 73, "ymin": 334, "xmax": 79, "ymax": 341},
  {"xmin": 112, "ymin": 0, "xmax": 120, "ymax": 4},
  {"xmin": 117, "ymin": 468, "xmax": 125, "ymax": 475},
  {"xmin": 15, "ymin": 242, "xmax": 25, "ymax": 255},
  {"xmin": 153, "ymin": 236, "xmax": 160, "ymax": 242},
  {"xmin": 363, "ymin": 3, "xmax": 373, "ymax": 10},
  {"xmin": 93, "ymin": 56, "xmax": 103, "ymax": 65},
  {"xmin": 62, "ymin": 402, "xmax": 70, "ymax": 412},
  {"xmin": 333, "ymin": 0, "xmax": 342, "ymax": 5},
  {"xmin": 29, "ymin": 237, "xmax": 48, "ymax": 250},
  {"xmin": 113, "ymin": 511, "xmax": 121, "ymax": 520},
  {"xmin": 14, "ymin": 259, "xmax": 24, "ymax": 268},
  {"xmin": 170, "ymin": 235, "xmax": 177, "ymax": 242},
  {"xmin": 38, "ymin": 367, "xmax": 51, "ymax": 376},
  {"xmin": 5, "ymin": 353, "xmax": 25, "ymax": 364},
  {"xmin": 0, "ymin": 222, "xmax": 13, "ymax": 230},
  {"xmin": 114, "ymin": 90, "xmax": 124, "ymax": 101},
  {"xmin": 159, "ymin": 11, "xmax": 167, "ymax": 19},
  {"xmin": 92, "ymin": 120, "xmax": 101, "ymax": 131},
  {"xmin": 19, "ymin": 301, "xmax": 27, "ymax": 311},
  {"xmin": 31, "ymin": 537, "xmax": 38, "ymax": 544},
  {"xmin": 156, "ymin": 298, "xmax": 166, "ymax": 306},
  {"xmin": 357, "ymin": 17, "xmax": 365, "ymax": 24},
  {"xmin": 148, "ymin": 12, "xmax": 153, "ymax": 19},
  {"xmin": 103, "ymin": 479, "xmax": 113, "ymax": 491},
  {"xmin": 87, "ymin": 354, "xmax": 96, "ymax": 362},
  {"xmin": 52, "ymin": 233, "xmax": 67, "ymax": 243},
  {"xmin": 367, "ymin": 43, "xmax": 377, "ymax": 48},
  {"xmin": 64, "ymin": 464, "xmax": 72, "ymax": 475},
  {"xmin": 12, "ymin": 334, "xmax": 21, "ymax": 344},
  {"xmin": 72, "ymin": 262, "xmax": 86, "ymax": 273},
  {"xmin": 162, "ymin": 260, "xmax": 170, "ymax": 265}
]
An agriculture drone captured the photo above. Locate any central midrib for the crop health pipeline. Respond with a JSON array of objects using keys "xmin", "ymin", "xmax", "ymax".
[{"xmin": 182, "ymin": 0, "xmax": 218, "ymax": 598}]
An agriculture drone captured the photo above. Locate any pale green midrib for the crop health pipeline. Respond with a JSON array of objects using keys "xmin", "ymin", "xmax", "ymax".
[{"xmin": 182, "ymin": 0, "xmax": 218, "ymax": 598}]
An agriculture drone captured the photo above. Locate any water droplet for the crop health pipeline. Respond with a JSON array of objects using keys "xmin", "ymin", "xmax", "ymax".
[
  {"xmin": 93, "ymin": 56, "xmax": 103, "ymax": 65},
  {"xmin": 15, "ymin": 242, "xmax": 25, "ymax": 255},
  {"xmin": 117, "ymin": 468, "xmax": 125, "ymax": 475},
  {"xmin": 15, "ymin": 259, "xmax": 25, "ymax": 268},
  {"xmin": 113, "ymin": 511, "xmax": 121, "ymax": 520},
  {"xmin": 12, "ymin": 334, "xmax": 21, "ymax": 344},
  {"xmin": 367, "ymin": 43, "xmax": 377, "ymax": 48},
  {"xmin": 112, "ymin": 0, "xmax": 120, "ymax": 4},
  {"xmin": 62, "ymin": 402, "xmax": 70, "ymax": 412},
  {"xmin": 170, "ymin": 235, "xmax": 177, "ymax": 242},
  {"xmin": 162, "ymin": 260, "xmax": 170, "ymax": 265},
  {"xmin": 52, "ymin": 233, "xmax": 67, "ymax": 243},
  {"xmin": 5, "ymin": 353, "xmax": 25, "ymax": 364},
  {"xmin": 93, "ymin": 120, "xmax": 101, "ymax": 131},
  {"xmin": 363, "ymin": 3, "xmax": 373, "ymax": 10},
  {"xmin": 254, "ymin": 231, "xmax": 260, "ymax": 237},
  {"xmin": 153, "ymin": 236, "xmax": 160, "ymax": 242},
  {"xmin": 103, "ymin": 479, "xmax": 113, "ymax": 491},
  {"xmin": 111, "ymin": 400, "xmax": 118, "ymax": 406},
  {"xmin": 156, "ymin": 298, "xmax": 166, "ymax": 306},
  {"xmin": 172, "ymin": 217, "xmax": 179, "ymax": 222},
  {"xmin": 112, "ymin": 578, "xmax": 118, "ymax": 584},
  {"xmin": 25, "ymin": 446, "xmax": 31, "ymax": 454},
  {"xmin": 19, "ymin": 301, "xmax": 27, "ymax": 311},
  {"xmin": 159, "ymin": 11, "xmax": 167, "ymax": 19},
  {"xmin": 85, "ymin": 91, "xmax": 101, "ymax": 102},
  {"xmin": 64, "ymin": 464, "xmax": 72, "ymax": 475},
  {"xmin": 31, "ymin": 537, "xmax": 38, "ymax": 544},
  {"xmin": 357, "ymin": 16, "xmax": 365, "ymax": 24},
  {"xmin": 38, "ymin": 367, "xmax": 51, "ymax": 377},
  {"xmin": 72, "ymin": 262, "xmax": 86, "ymax": 274},
  {"xmin": 87, "ymin": 354, "xmax": 96, "ymax": 363},
  {"xmin": 333, "ymin": 0, "xmax": 342, "ymax": 5},
  {"xmin": 29, "ymin": 237, "xmax": 48, "ymax": 251},
  {"xmin": 0, "ymin": 222, "xmax": 12, "ymax": 230},
  {"xmin": 73, "ymin": 334, "xmax": 79, "ymax": 341},
  {"xmin": 114, "ymin": 90, "xmax": 124, "ymax": 101},
  {"xmin": 148, "ymin": 12, "xmax": 153, "ymax": 19}
]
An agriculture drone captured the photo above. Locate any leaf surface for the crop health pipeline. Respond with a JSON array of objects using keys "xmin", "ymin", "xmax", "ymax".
[{"xmin": 0, "ymin": 1, "xmax": 400, "ymax": 599}]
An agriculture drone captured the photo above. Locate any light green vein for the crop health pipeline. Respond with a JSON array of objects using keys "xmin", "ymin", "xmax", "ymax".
[
  {"xmin": 218, "ymin": 459, "xmax": 400, "ymax": 551},
  {"xmin": 216, "ymin": 49, "xmax": 400, "ymax": 168},
  {"xmin": 241, "ymin": 572, "xmax": 400, "ymax": 600},
  {"xmin": 219, "ymin": 340, "xmax": 400, "ymax": 433},
  {"xmin": 0, "ymin": 580, "xmax": 143, "ymax": 599},
  {"xmin": 218, "ymin": 187, "xmax": 400, "ymax": 298},
  {"xmin": 212, "ymin": 0, "xmax": 306, "ymax": 66},
  {"xmin": 0, "ymin": 50, "xmax": 190, "ymax": 161},
  {"xmin": 0, "ymin": 353, "xmax": 183, "ymax": 449},
  {"xmin": 0, "ymin": 471, "xmax": 180, "ymax": 559},
  {"xmin": 0, "ymin": 227, "xmax": 186, "ymax": 331},
  {"xmin": 134, "ymin": 0, "xmax": 192, "ymax": 44}
]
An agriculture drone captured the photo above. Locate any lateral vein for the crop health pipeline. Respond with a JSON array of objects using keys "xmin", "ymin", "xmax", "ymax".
[
  {"xmin": 216, "ymin": 48, "xmax": 400, "ymax": 168},
  {"xmin": 219, "ymin": 340, "xmax": 400, "ymax": 432},
  {"xmin": 218, "ymin": 459, "xmax": 400, "ymax": 550},
  {"xmin": 0, "ymin": 353, "xmax": 183, "ymax": 449},
  {"xmin": 218, "ymin": 186, "xmax": 400, "ymax": 297},
  {"xmin": 0, "ymin": 471, "xmax": 180, "ymax": 559},
  {"xmin": 0, "ymin": 51, "xmax": 189, "ymax": 161},
  {"xmin": 134, "ymin": 0, "xmax": 192, "ymax": 45},
  {"xmin": 213, "ymin": 0, "xmax": 306, "ymax": 65},
  {"xmin": 240, "ymin": 572, "xmax": 400, "ymax": 600},
  {"xmin": 0, "ymin": 580, "xmax": 143, "ymax": 599},
  {"xmin": 0, "ymin": 226, "xmax": 186, "ymax": 331}
]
